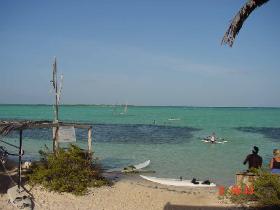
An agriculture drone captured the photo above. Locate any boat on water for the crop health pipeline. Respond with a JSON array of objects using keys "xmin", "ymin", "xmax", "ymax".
[
  {"xmin": 140, "ymin": 175, "xmax": 216, "ymax": 187},
  {"xmin": 201, "ymin": 139, "xmax": 228, "ymax": 144},
  {"xmin": 167, "ymin": 118, "xmax": 180, "ymax": 121},
  {"xmin": 120, "ymin": 103, "xmax": 128, "ymax": 115},
  {"xmin": 113, "ymin": 102, "xmax": 128, "ymax": 115},
  {"xmin": 202, "ymin": 133, "xmax": 228, "ymax": 144}
]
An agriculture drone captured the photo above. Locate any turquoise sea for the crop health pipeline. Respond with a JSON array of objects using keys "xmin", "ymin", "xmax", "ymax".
[{"xmin": 0, "ymin": 105, "xmax": 279, "ymax": 186}]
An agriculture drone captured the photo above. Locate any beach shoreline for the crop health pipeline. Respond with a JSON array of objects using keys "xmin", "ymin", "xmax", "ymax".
[{"xmin": 0, "ymin": 159, "xmax": 242, "ymax": 210}]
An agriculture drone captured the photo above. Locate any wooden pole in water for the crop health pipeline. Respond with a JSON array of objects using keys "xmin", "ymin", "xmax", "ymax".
[
  {"xmin": 87, "ymin": 127, "xmax": 92, "ymax": 154},
  {"xmin": 18, "ymin": 129, "xmax": 23, "ymax": 190}
]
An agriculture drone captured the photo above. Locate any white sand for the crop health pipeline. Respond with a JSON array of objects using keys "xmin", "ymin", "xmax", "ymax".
[
  {"xmin": 0, "ymin": 160, "xmax": 239, "ymax": 210},
  {"xmin": 0, "ymin": 176, "xmax": 239, "ymax": 210}
]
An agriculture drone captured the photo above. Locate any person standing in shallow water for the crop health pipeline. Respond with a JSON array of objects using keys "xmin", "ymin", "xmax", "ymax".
[
  {"xmin": 243, "ymin": 146, "xmax": 263, "ymax": 171},
  {"xmin": 270, "ymin": 149, "xmax": 280, "ymax": 174}
]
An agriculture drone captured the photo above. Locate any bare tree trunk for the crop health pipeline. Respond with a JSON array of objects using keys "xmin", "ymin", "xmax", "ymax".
[{"xmin": 222, "ymin": 0, "xmax": 269, "ymax": 47}]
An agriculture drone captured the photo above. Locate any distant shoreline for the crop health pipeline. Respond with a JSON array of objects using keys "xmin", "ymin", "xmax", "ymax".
[{"xmin": 0, "ymin": 104, "xmax": 280, "ymax": 108}]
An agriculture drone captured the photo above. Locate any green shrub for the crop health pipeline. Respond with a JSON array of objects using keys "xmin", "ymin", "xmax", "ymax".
[
  {"xmin": 223, "ymin": 169, "xmax": 280, "ymax": 208},
  {"xmin": 253, "ymin": 170, "xmax": 280, "ymax": 207},
  {"xmin": 28, "ymin": 144, "xmax": 110, "ymax": 195}
]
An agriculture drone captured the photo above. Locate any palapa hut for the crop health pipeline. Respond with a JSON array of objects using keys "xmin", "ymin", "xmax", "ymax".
[
  {"xmin": 0, "ymin": 120, "xmax": 93, "ymax": 190},
  {"xmin": 0, "ymin": 120, "xmax": 93, "ymax": 153}
]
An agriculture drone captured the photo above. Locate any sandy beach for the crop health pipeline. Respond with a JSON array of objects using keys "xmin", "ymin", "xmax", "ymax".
[
  {"xmin": 0, "ymin": 159, "xmax": 243, "ymax": 210},
  {"xmin": 1, "ymin": 0, "xmax": 279, "ymax": 208},
  {"xmin": 0, "ymin": 178, "xmax": 237, "ymax": 210}
]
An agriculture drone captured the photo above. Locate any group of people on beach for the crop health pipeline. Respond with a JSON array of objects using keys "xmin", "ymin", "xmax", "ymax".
[{"xmin": 243, "ymin": 146, "xmax": 280, "ymax": 174}]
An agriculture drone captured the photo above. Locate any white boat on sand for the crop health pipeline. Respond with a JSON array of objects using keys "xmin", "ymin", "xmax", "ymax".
[{"xmin": 140, "ymin": 175, "xmax": 216, "ymax": 187}]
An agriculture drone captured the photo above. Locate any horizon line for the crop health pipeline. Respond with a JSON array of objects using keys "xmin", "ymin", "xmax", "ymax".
[{"xmin": 0, "ymin": 103, "xmax": 279, "ymax": 108}]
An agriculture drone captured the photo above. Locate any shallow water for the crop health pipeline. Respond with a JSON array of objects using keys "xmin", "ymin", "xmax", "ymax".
[{"xmin": 1, "ymin": 105, "xmax": 279, "ymax": 186}]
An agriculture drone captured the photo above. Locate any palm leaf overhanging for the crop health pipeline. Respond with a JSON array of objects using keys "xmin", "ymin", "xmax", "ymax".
[{"xmin": 222, "ymin": 0, "xmax": 269, "ymax": 47}]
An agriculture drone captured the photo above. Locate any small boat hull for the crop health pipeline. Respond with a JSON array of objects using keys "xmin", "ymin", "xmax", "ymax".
[
  {"xmin": 140, "ymin": 175, "xmax": 216, "ymax": 187},
  {"xmin": 201, "ymin": 140, "xmax": 228, "ymax": 144}
]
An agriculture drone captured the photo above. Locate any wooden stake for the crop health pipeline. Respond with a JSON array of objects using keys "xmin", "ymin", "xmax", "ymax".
[
  {"xmin": 18, "ymin": 129, "xmax": 23, "ymax": 190},
  {"xmin": 52, "ymin": 126, "xmax": 59, "ymax": 153},
  {"xmin": 88, "ymin": 128, "xmax": 92, "ymax": 153}
]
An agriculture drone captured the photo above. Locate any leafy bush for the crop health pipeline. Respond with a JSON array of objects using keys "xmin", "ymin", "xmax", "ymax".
[
  {"xmin": 253, "ymin": 170, "xmax": 280, "ymax": 207},
  {"xmin": 223, "ymin": 169, "xmax": 280, "ymax": 208},
  {"xmin": 28, "ymin": 145, "xmax": 110, "ymax": 195}
]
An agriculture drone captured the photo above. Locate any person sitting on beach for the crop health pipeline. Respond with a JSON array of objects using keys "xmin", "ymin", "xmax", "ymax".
[
  {"xmin": 270, "ymin": 149, "xmax": 280, "ymax": 174},
  {"xmin": 243, "ymin": 146, "xmax": 262, "ymax": 171}
]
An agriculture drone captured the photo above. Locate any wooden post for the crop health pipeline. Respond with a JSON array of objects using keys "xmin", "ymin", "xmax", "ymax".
[
  {"xmin": 53, "ymin": 57, "xmax": 59, "ymax": 123},
  {"xmin": 52, "ymin": 125, "xmax": 59, "ymax": 153},
  {"xmin": 18, "ymin": 129, "xmax": 23, "ymax": 190},
  {"xmin": 52, "ymin": 127, "xmax": 55, "ymax": 153},
  {"xmin": 52, "ymin": 57, "xmax": 60, "ymax": 153},
  {"xmin": 88, "ymin": 127, "xmax": 92, "ymax": 153}
]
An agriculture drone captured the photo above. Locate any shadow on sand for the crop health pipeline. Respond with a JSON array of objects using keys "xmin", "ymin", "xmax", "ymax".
[
  {"xmin": 0, "ymin": 159, "xmax": 20, "ymax": 194},
  {"xmin": 163, "ymin": 202, "xmax": 279, "ymax": 210}
]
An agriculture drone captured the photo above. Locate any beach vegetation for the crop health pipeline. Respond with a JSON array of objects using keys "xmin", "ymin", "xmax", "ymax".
[
  {"xmin": 223, "ymin": 169, "xmax": 280, "ymax": 208},
  {"xmin": 253, "ymin": 169, "xmax": 280, "ymax": 207},
  {"xmin": 27, "ymin": 144, "xmax": 110, "ymax": 195}
]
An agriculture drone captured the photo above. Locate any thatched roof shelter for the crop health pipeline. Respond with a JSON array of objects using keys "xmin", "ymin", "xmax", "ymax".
[
  {"xmin": 0, "ymin": 120, "xmax": 93, "ymax": 190},
  {"xmin": 0, "ymin": 120, "xmax": 93, "ymax": 153},
  {"xmin": 0, "ymin": 120, "xmax": 92, "ymax": 135}
]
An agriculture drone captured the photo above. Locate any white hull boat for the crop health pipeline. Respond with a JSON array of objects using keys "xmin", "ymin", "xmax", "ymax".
[{"xmin": 140, "ymin": 175, "xmax": 216, "ymax": 187}]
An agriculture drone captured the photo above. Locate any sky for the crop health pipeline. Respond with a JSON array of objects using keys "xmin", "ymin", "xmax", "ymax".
[{"xmin": 0, "ymin": 0, "xmax": 280, "ymax": 107}]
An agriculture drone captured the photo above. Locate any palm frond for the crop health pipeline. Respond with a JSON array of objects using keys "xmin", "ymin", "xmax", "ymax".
[{"xmin": 222, "ymin": 0, "xmax": 269, "ymax": 47}]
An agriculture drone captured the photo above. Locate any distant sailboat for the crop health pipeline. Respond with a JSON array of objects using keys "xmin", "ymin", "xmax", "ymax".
[
  {"xmin": 120, "ymin": 103, "xmax": 128, "ymax": 115},
  {"xmin": 112, "ymin": 102, "xmax": 128, "ymax": 115}
]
